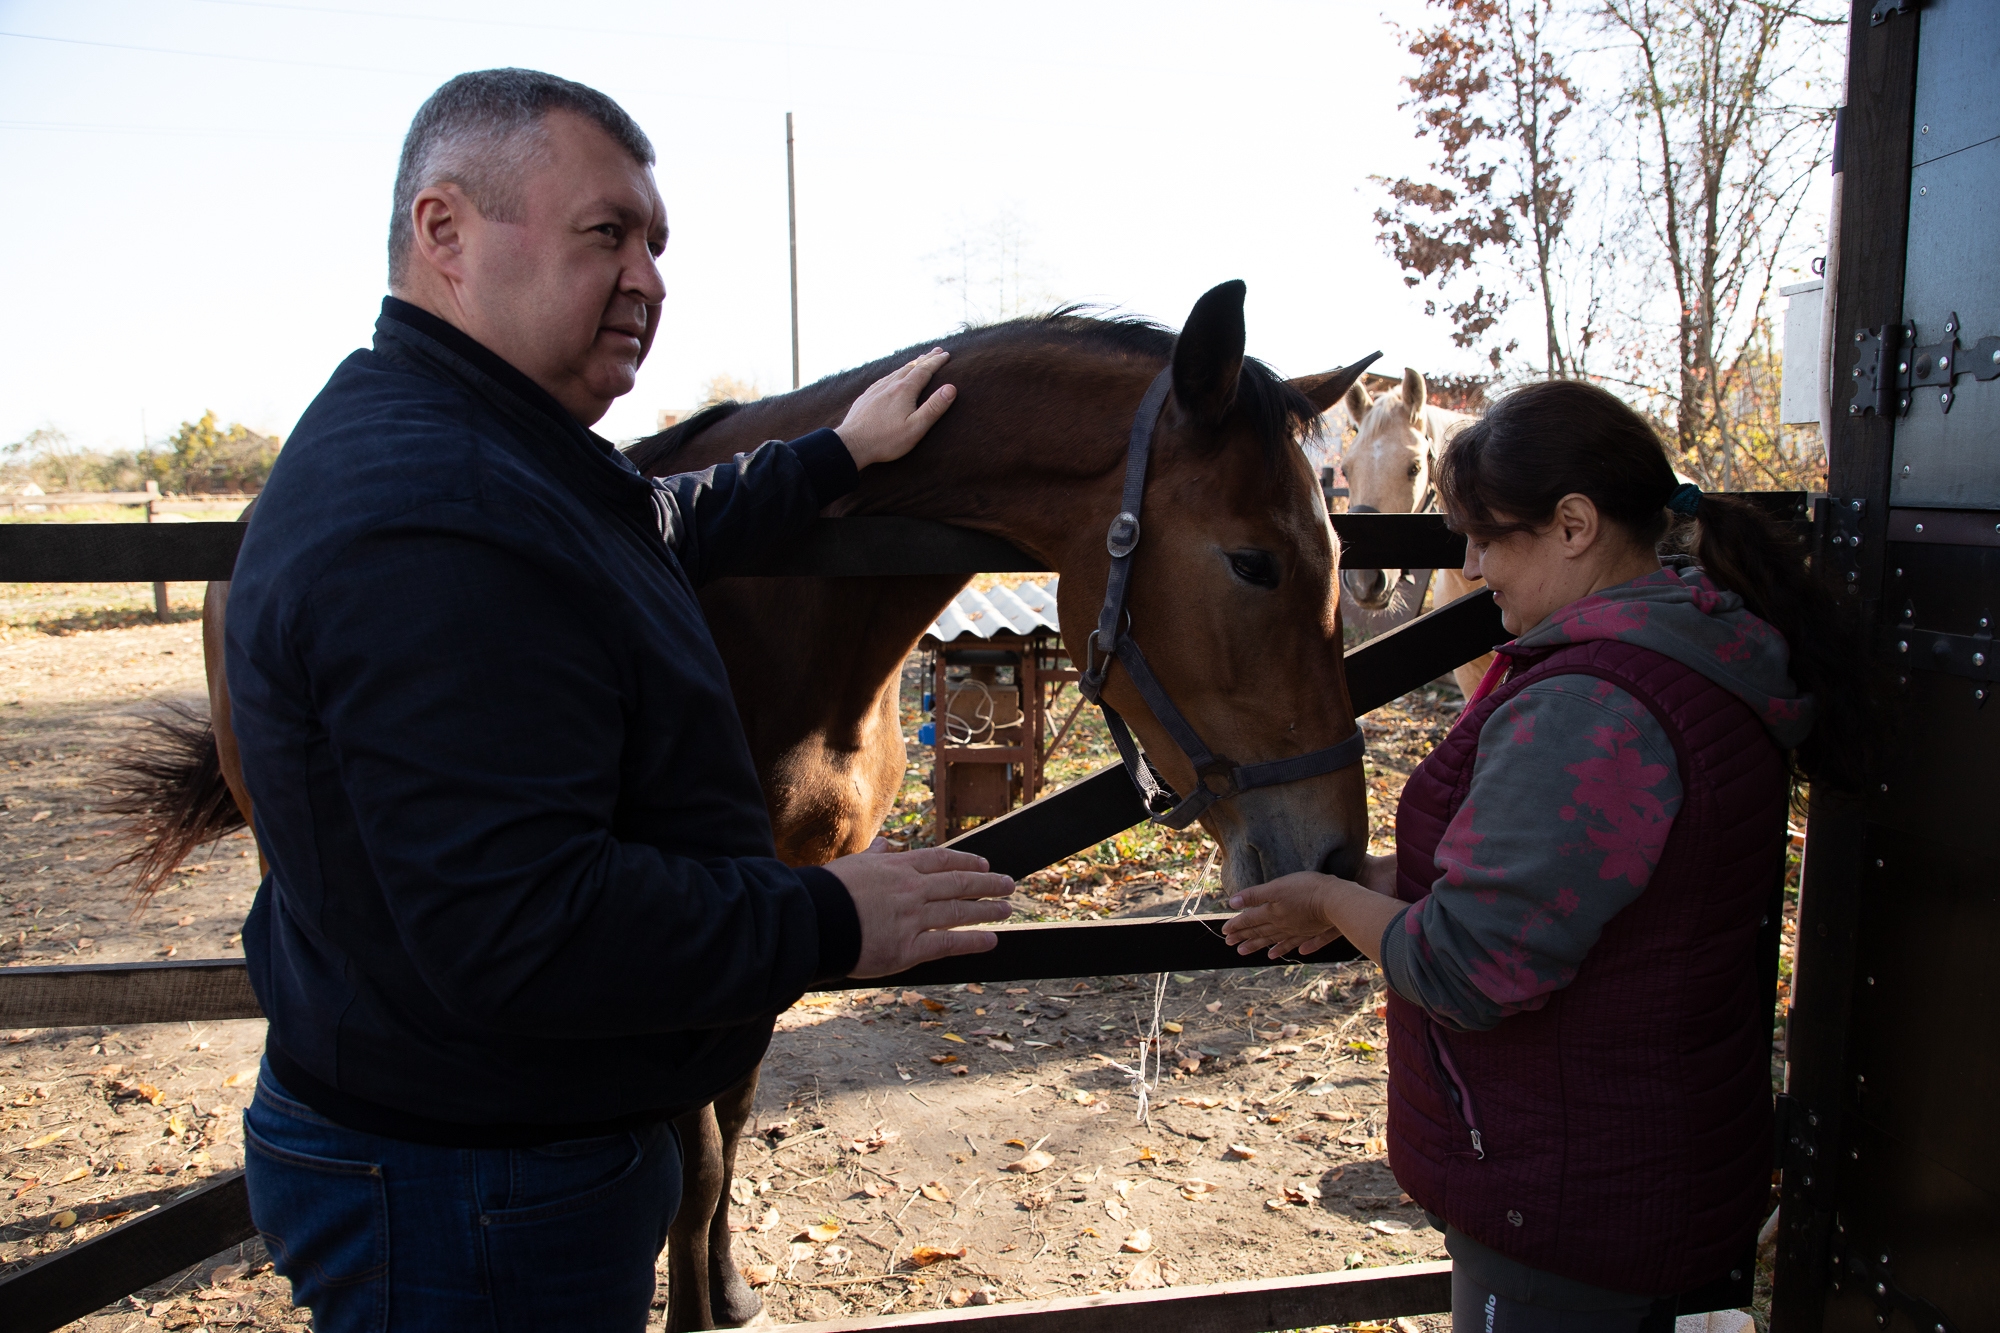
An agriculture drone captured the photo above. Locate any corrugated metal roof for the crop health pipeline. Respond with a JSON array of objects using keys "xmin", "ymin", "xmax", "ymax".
[{"xmin": 925, "ymin": 579, "xmax": 1061, "ymax": 643}]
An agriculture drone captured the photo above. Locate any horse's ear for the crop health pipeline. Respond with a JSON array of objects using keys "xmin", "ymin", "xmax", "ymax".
[
  {"xmin": 1402, "ymin": 367, "xmax": 1428, "ymax": 423},
  {"xmin": 1288, "ymin": 353, "xmax": 1383, "ymax": 417},
  {"xmin": 1171, "ymin": 280, "xmax": 1247, "ymax": 426}
]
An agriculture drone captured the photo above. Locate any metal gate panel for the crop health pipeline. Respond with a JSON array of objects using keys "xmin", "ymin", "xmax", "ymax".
[{"xmin": 1891, "ymin": 0, "xmax": 2000, "ymax": 509}]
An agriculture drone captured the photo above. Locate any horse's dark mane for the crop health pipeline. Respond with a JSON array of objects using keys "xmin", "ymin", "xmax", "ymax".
[{"xmin": 622, "ymin": 308, "xmax": 1321, "ymax": 475}]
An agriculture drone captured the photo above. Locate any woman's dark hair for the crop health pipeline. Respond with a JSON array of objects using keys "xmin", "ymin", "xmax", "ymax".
[{"xmin": 1436, "ymin": 378, "xmax": 1875, "ymax": 791}]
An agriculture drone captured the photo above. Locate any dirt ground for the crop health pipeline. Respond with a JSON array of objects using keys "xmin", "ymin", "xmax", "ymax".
[{"xmin": 0, "ymin": 577, "xmax": 1784, "ymax": 1332}]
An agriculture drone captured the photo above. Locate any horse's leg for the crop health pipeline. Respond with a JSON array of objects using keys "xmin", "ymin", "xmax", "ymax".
[
  {"xmin": 704, "ymin": 1067, "xmax": 764, "ymax": 1325},
  {"xmin": 666, "ymin": 1099, "xmax": 725, "ymax": 1332}
]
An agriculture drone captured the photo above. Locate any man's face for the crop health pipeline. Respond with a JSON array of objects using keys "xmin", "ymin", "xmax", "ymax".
[{"xmin": 423, "ymin": 110, "xmax": 668, "ymax": 425}]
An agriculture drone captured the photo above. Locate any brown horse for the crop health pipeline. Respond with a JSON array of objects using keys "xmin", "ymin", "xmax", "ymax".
[{"xmin": 120, "ymin": 280, "xmax": 1374, "ymax": 1329}]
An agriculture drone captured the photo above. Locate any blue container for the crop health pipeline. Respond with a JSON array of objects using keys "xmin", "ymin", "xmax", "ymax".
[
  {"xmin": 918, "ymin": 722, "xmax": 936, "ymax": 746},
  {"xmin": 922, "ymin": 692, "xmax": 934, "ymax": 711}
]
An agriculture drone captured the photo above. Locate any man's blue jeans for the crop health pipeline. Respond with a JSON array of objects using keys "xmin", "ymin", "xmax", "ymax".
[{"xmin": 243, "ymin": 1061, "xmax": 682, "ymax": 1331}]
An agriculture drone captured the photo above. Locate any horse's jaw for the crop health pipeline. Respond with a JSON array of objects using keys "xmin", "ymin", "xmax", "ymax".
[{"xmin": 1205, "ymin": 774, "xmax": 1367, "ymax": 896}]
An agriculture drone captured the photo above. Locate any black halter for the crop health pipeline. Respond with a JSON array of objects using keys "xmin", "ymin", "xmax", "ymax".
[{"xmin": 1076, "ymin": 368, "xmax": 1367, "ymax": 831}]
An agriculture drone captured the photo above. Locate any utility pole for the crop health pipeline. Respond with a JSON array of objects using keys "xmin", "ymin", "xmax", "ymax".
[{"xmin": 786, "ymin": 111, "xmax": 800, "ymax": 391}]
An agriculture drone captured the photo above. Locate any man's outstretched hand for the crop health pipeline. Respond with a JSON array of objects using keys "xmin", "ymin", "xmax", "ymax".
[
  {"xmin": 826, "ymin": 839, "xmax": 1013, "ymax": 977},
  {"xmin": 834, "ymin": 348, "xmax": 956, "ymax": 469}
]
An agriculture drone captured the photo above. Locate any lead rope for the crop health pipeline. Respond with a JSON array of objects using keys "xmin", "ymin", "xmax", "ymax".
[{"xmin": 1093, "ymin": 847, "xmax": 1220, "ymax": 1126}]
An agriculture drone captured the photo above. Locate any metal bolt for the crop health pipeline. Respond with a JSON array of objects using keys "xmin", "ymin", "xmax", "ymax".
[
  {"xmin": 1859, "ymin": 1073, "xmax": 1867, "ymax": 1082},
  {"xmin": 1809, "ymin": 1113, "xmax": 1820, "ymax": 1126},
  {"xmin": 1881, "ymin": 1254, "xmax": 1889, "ymax": 1265},
  {"xmin": 1978, "ymin": 689, "xmax": 1988, "ymax": 702},
  {"xmin": 1879, "ymin": 784, "xmax": 1888, "ymax": 792},
  {"xmin": 1851, "ymin": 534, "xmax": 1862, "ymax": 547},
  {"xmin": 1854, "ymin": 366, "xmax": 1864, "ymax": 379},
  {"xmin": 1983, "ymin": 618, "xmax": 1991, "ymax": 628},
  {"xmin": 1730, "ymin": 1269, "xmax": 1743, "ymax": 1281},
  {"xmin": 1943, "ymin": 391, "xmax": 1953, "ymax": 407},
  {"xmin": 1876, "ymin": 859, "xmax": 1885, "ymax": 867},
  {"xmin": 1915, "ymin": 523, "xmax": 1925, "ymax": 534},
  {"xmin": 1946, "ymin": 318, "xmax": 1956, "ymax": 333},
  {"xmin": 1903, "ymin": 465, "xmax": 1912, "ymax": 476},
  {"xmin": 1992, "ymin": 348, "xmax": 2000, "ymax": 364},
  {"xmin": 1851, "ymin": 499, "xmax": 1863, "ymax": 511},
  {"xmin": 1940, "ymin": 356, "xmax": 1950, "ymax": 369},
  {"xmin": 1851, "ymin": 1148, "xmax": 1860, "ymax": 1159},
  {"xmin": 1805, "ymin": 1175, "xmax": 1815, "ymax": 1186},
  {"xmin": 1898, "ymin": 640, "xmax": 1909, "ymax": 652},
  {"xmin": 1901, "ymin": 396, "xmax": 1912, "ymax": 409},
  {"xmin": 1849, "ymin": 403, "xmax": 1861, "ymax": 415},
  {"xmin": 1976, "ymin": 653, "xmax": 1987, "ymax": 666},
  {"xmin": 1922, "ymin": 124, "xmax": 1930, "ymax": 133},
  {"xmin": 1856, "ymin": 330, "xmax": 1866, "ymax": 343},
  {"xmin": 1868, "ymin": 976, "xmax": 1876, "ymax": 985},
  {"xmin": 1897, "ymin": 361, "xmax": 1908, "ymax": 374},
  {"xmin": 1921, "ymin": 186, "xmax": 1928, "ymax": 195}
]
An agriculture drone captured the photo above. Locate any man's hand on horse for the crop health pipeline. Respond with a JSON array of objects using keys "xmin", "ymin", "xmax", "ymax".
[
  {"xmin": 828, "ymin": 839, "xmax": 1013, "ymax": 977},
  {"xmin": 834, "ymin": 348, "xmax": 957, "ymax": 469}
]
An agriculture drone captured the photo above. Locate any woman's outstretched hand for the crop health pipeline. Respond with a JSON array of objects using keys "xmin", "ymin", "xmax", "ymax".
[
  {"xmin": 1222, "ymin": 873, "xmax": 1345, "ymax": 959},
  {"xmin": 834, "ymin": 348, "xmax": 956, "ymax": 469},
  {"xmin": 1223, "ymin": 854, "xmax": 1403, "ymax": 964}
]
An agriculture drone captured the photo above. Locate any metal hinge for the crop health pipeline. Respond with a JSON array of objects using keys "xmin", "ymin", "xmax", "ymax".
[
  {"xmin": 1870, "ymin": 0, "xmax": 1921, "ymax": 24},
  {"xmin": 1831, "ymin": 1233, "xmax": 1956, "ymax": 1331},
  {"xmin": 1819, "ymin": 496, "xmax": 1867, "ymax": 593},
  {"xmin": 1849, "ymin": 315, "xmax": 2000, "ymax": 417}
]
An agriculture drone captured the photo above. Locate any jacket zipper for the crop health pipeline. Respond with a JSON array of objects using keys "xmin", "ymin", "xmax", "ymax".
[{"xmin": 1426, "ymin": 1023, "xmax": 1486, "ymax": 1160}]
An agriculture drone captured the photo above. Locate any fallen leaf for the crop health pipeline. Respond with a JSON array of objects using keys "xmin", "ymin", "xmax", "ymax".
[
  {"xmin": 922, "ymin": 999, "xmax": 948, "ymax": 1013},
  {"xmin": 847, "ymin": 1130, "xmax": 900, "ymax": 1154},
  {"xmin": 921, "ymin": 1181, "xmax": 952, "ymax": 1203},
  {"xmin": 1018, "ymin": 1187, "xmax": 1054, "ymax": 1210},
  {"xmin": 56, "ymin": 1166, "xmax": 88, "ymax": 1184},
  {"xmin": 1005, "ymin": 987, "xmax": 1029, "ymax": 995},
  {"xmin": 1177, "ymin": 1055, "xmax": 1202, "ymax": 1073},
  {"xmin": 167, "ymin": 1113, "xmax": 190, "ymax": 1137},
  {"xmin": 929, "ymin": 1053, "xmax": 958, "ymax": 1065},
  {"xmin": 1179, "ymin": 1179, "xmax": 1217, "ymax": 1201},
  {"xmin": 17, "ymin": 1127, "xmax": 71, "ymax": 1151},
  {"xmin": 753, "ymin": 1205, "xmax": 780, "ymax": 1233},
  {"xmin": 1123, "ymin": 1256, "xmax": 1170, "ymax": 1290},
  {"xmin": 819, "ymin": 1244, "xmax": 852, "ymax": 1268},
  {"xmin": 789, "ymin": 1242, "xmax": 815, "ymax": 1263},
  {"xmin": 1362, "ymin": 1136, "xmax": 1387, "ymax": 1155},
  {"xmin": 1314, "ymin": 1110, "xmax": 1354, "ymax": 1122},
  {"xmin": 741, "ymin": 1263, "xmax": 777, "ymax": 1288},
  {"xmin": 1071, "ymin": 1090, "xmax": 1100, "ymax": 1107},
  {"xmin": 1369, "ymin": 1218, "xmax": 1411, "ymax": 1235},
  {"xmin": 222, "ymin": 1068, "xmax": 257, "ymax": 1089},
  {"xmin": 1204, "ymin": 1001, "xmax": 1222, "ymax": 1013},
  {"xmin": 801, "ymin": 1221, "xmax": 842, "ymax": 1243},
  {"xmin": 1105, "ymin": 1199, "xmax": 1129, "ymax": 1221},
  {"xmin": 1345, "ymin": 1251, "xmax": 1368, "ymax": 1270},
  {"xmin": 908, "ymin": 1245, "xmax": 968, "ymax": 1268},
  {"xmin": 795, "ymin": 994, "xmax": 838, "ymax": 1008},
  {"xmin": 987, "ymin": 1039, "xmax": 1016, "ymax": 1053},
  {"xmin": 965, "ymin": 983, "xmax": 985, "ymax": 994},
  {"xmin": 1004, "ymin": 1150, "xmax": 1055, "ymax": 1174},
  {"xmin": 208, "ymin": 1261, "xmax": 249, "ymax": 1285},
  {"xmin": 942, "ymin": 1033, "xmax": 967, "ymax": 1044},
  {"xmin": 1284, "ymin": 1180, "xmax": 1322, "ymax": 1204},
  {"xmin": 1131, "ymin": 1145, "xmax": 1157, "ymax": 1163},
  {"xmin": 1225, "ymin": 1143, "xmax": 1258, "ymax": 1160},
  {"xmin": 1113, "ymin": 1178, "xmax": 1134, "ymax": 1200},
  {"xmin": 900, "ymin": 991, "xmax": 926, "ymax": 1005},
  {"xmin": 50, "ymin": 1209, "xmax": 77, "ymax": 1228},
  {"xmin": 1120, "ymin": 1227, "xmax": 1152, "ymax": 1253},
  {"xmin": 1162, "ymin": 1021, "xmax": 1184, "ymax": 1034},
  {"xmin": 1177, "ymin": 1096, "xmax": 1223, "ymax": 1109},
  {"xmin": 30, "ymin": 811, "xmax": 48, "ymax": 823},
  {"xmin": 1265, "ymin": 1197, "xmax": 1290, "ymax": 1211},
  {"xmin": 862, "ymin": 1180, "xmax": 900, "ymax": 1199},
  {"xmin": 1071, "ymin": 1167, "xmax": 1099, "ymax": 1182},
  {"xmin": 948, "ymin": 1286, "xmax": 975, "ymax": 1307},
  {"xmin": 951, "ymin": 1066, "xmax": 970, "ymax": 1076}
]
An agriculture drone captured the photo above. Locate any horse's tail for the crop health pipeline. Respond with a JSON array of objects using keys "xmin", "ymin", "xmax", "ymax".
[{"xmin": 99, "ymin": 702, "xmax": 247, "ymax": 898}]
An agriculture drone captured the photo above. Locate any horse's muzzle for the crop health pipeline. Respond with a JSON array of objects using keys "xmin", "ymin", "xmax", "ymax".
[{"xmin": 1342, "ymin": 567, "xmax": 1394, "ymax": 609}]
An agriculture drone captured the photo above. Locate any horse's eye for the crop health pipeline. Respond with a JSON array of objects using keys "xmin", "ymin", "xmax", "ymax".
[
  {"xmin": 1408, "ymin": 460, "xmax": 1423, "ymax": 477},
  {"xmin": 1228, "ymin": 550, "xmax": 1279, "ymax": 589}
]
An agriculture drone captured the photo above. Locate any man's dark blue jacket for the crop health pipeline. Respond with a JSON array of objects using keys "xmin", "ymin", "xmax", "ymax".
[{"xmin": 229, "ymin": 298, "xmax": 861, "ymax": 1145}]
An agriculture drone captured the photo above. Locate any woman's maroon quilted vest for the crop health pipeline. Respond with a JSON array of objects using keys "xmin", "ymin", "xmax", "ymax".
[{"xmin": 1386, "ymin": 637, "xmax": 1783, "ymax": 1295}]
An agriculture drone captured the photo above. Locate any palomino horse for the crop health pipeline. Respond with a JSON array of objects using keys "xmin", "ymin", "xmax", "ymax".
[
  {"xmin": 121, "ymin": 281, "xmax": 1375, "ymax": 1330},
  {"xmin": 1338, "ymin": 367, "xmax": 1494, "ymax": 701}
]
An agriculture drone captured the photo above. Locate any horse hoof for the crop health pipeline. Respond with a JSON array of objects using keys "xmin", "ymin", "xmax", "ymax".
[{"xmin": 713, "ymin": 1279, "xmax": 764, "ymax": 1328}]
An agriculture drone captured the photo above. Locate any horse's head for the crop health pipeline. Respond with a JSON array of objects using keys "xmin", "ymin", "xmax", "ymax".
[
  {"xmin": 1059, "ymin": 281, "xmax": 1374, "ymax": 893},
  {"xmin": 1338, "ymin": 368, "xmax": 1435, "ymax": 611}
]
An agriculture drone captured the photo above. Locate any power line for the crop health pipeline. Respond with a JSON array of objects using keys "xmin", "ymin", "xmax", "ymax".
[{"xmin": 0, "ymin": 28, "xmax": 427, "ymax": 75}]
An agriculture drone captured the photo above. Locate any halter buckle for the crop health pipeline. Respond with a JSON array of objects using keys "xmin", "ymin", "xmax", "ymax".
[{"xmin": 1105, "ymin": 511, "xmax": 1142, "ymax": 558}]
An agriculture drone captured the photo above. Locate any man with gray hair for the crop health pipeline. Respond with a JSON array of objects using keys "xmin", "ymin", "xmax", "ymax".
[{"xmin": 225, "ymin": 69, "xmax": 1012, "ymax": 1329}]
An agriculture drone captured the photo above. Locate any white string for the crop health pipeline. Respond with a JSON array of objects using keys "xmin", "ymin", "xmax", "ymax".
[{"xmin": 1099, "ymin": 847, "xmax": 1219, "ymax": 1127}]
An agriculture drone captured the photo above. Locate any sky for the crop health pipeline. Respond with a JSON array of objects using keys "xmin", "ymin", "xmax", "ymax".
[{"xmin": 0, "ymin": 1, "xmax": 1827, "ymax": 453}]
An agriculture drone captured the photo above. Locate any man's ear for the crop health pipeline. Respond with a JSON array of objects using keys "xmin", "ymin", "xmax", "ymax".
[{"xmin": 408, "ymin": 185, "xmax": 471, "ymax": 284}]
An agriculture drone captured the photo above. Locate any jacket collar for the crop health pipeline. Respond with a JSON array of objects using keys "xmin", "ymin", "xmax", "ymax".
[{"xmin": 371, "ymin": 297, "xmax": 662, "ymax": 533}]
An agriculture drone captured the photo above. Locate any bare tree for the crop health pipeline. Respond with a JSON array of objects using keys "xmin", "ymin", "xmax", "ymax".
[
  {"xmin": 930, "ymin": 209, "xmax": 1060, "ymax": 328},
  {"xmin": 1597, "ymin": 0, "xmax": 1840, "ymax": 486},
  {"xmin": 1374, "ymin": 0, "xmax": 1594, "ymax": 375}
]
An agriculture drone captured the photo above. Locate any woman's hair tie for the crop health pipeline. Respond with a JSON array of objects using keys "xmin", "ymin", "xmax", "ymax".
[{"xmin": 1667, "ymin": 481, "xmax": 1703, "ymax": 517}]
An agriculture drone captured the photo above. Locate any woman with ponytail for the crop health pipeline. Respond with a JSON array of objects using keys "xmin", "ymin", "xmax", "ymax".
[{"xmin": 1225, "ymin": 380, "xmax": 1863, "ymax": 1331}]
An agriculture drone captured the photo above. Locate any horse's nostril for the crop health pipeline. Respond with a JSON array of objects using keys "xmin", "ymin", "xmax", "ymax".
[{"xmin": 1317, "ymin": 843, "xmax": 1356, "ymax": 880}]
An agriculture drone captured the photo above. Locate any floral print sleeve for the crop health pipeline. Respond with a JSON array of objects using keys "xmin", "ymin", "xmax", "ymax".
[{"xmin": 1380, "ymin": 675, "xmax": 1683, "ymax": 1032}]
